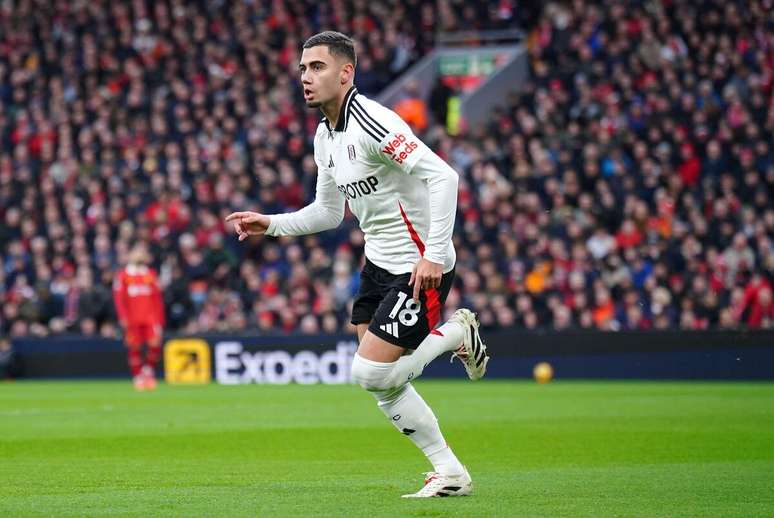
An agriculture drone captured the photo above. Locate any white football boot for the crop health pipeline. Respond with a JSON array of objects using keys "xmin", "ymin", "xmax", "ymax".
[
  {"xmin": 448, "ymin": 309, "xmax": 489, "ymax": 380},
  {"xmin": 401, "ymin": 468, "xmax": 473, "ymax": 498}
]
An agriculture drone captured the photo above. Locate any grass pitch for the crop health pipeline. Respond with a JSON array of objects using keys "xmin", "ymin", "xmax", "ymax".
[{"xmin": 1, "ymin": 380, "xmax": 773, "ymax": 517}]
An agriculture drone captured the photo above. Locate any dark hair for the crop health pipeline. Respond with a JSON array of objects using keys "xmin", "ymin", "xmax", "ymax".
[{"xmin": 303, "ymin": 31, "xmax": 357, "ymax": 67}]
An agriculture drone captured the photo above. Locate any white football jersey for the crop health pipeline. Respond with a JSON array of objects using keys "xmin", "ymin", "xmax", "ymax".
[{"xmin": 266, "ymin": 87, "xmax": 458, "ymax": 275}]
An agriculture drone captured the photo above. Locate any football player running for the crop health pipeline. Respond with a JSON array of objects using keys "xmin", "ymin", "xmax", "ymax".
[{"xmin": 226, "ymin": 31, "xmax": 488, "ymax": 498}]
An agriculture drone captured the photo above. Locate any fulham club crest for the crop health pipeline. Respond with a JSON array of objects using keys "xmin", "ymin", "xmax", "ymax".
[{"xmin": 348, "ymin": 144, "xmax": 356, "ymax": 161}]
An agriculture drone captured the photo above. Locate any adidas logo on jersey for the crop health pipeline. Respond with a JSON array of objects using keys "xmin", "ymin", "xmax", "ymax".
[{"xmin": 379, "ymin": 321, "xmax": 399, "ymax": 338}]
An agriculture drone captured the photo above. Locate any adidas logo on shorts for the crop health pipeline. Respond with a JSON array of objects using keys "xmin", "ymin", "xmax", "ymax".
[{"xmin": 379, "ymin": 321, "xmax": 399, "ymax": 338}]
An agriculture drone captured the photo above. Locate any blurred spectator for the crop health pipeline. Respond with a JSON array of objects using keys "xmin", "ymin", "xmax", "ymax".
[
  {"xmin": 393, "ymin": 80, "xmax": 429, "ymax": 133},
  {"xmin": 0, "ymin": 0, "xmax": 772, "ymax": 337},
  {"xmin": 734, "ymin": 275, "xmax": 774, "ymax": 329},
  {"xmin": 429, "ymin": 77, "xmax": 454, "ymax": 128}
]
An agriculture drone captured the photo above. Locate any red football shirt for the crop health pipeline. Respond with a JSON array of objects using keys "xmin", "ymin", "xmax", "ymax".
[{"xmin": 113, "ymin": 265, "xmax": 165, "ymax": 327}]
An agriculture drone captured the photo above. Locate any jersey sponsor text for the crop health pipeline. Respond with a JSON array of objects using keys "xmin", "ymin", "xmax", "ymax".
[
  {"xmin": 337, "ymin": 175, "xmax": 379, "ymax": 200},
  {"xmin": 382, "ymin": 133, "xmax": 419, "ymax": 164}
]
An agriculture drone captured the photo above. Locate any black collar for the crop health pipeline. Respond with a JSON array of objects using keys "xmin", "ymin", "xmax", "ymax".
[{"xmin": 322, "ymin": 86, "xmax": 358, "ymax": 133}]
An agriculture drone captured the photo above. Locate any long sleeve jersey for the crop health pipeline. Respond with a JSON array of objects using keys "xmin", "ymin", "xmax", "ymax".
[{"xmin": 266, "ymin": 87, "xmax": 458, "ymax": 275}]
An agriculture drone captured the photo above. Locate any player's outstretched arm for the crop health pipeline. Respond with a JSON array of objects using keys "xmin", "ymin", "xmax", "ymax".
[
  {"xmin": 225, "ymin": 211, "xmax": 271, "ymax": 241},
  {"xmin": 225, "ymin": 169, "xmax": 344, "ymax": 240}
]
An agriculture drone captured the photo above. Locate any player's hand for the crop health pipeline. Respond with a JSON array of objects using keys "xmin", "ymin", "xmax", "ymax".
[
  {"xmin": 225, "ymin": 211, "xmax": 271, "ymax": 241},
  {"xmin": 408, "ymin": 258, "xmax": 443, "ymax": 302}
]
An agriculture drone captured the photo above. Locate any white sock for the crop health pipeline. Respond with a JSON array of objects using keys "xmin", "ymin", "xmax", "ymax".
[
  {"xmin": 427, "ymin": 446, "xmax": 464, "ymax": 476},
  {"xmin": 374, "ymin": 383, "xmax": 465, "ymax": 476},
  {"xmin": 384, "ymin": 320, "xmax": 464, "ymax": 387}
]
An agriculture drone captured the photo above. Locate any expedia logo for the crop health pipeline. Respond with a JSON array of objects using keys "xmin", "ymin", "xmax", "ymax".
[
  {"xmin": 215, "ymin": 341, "xmax": 357, "ymax": 384},
  {"xmin": 382, "ymin": 133, "xmax": 418, "ymax": 165},
  {"xmin": 337, "ymin": 175, "xmax": 379, "ymax": 200}
]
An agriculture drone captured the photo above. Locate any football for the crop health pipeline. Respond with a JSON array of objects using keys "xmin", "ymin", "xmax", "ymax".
[{"xmin": 533, "ymin": 362, "xmax": 554, "ymax": 384}]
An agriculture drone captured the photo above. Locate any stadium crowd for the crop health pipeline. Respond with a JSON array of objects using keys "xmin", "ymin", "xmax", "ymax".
[{"xmin": 1, "ymin": 0, "xmax": 772, "ymax": 339}]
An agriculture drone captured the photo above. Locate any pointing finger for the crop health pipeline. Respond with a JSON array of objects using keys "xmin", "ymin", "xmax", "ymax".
[{"xmin": 225, "ymin": 212, "xmax": 248, "ymax": 222}]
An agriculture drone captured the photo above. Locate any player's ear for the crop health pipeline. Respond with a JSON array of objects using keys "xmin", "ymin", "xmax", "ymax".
[{"xmin": 341, "ymin": 62, "xmax": 354, "ymax": 84}]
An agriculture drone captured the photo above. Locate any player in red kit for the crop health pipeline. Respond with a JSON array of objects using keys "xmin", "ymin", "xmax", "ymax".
[{"xmin": 113, "ymin": 245, "xmax": 165, "ymax": 391}]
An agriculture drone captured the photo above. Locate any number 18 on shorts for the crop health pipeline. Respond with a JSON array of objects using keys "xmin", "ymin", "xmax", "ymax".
[{"xmin": 352, "ymin": 259, "xmax": 455, "ymax": 350}]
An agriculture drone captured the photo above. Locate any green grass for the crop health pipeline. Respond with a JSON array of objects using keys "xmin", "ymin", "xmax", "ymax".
[{"xmin": 1, "ymin": 380, "xmax": 773, "ymax": 517}]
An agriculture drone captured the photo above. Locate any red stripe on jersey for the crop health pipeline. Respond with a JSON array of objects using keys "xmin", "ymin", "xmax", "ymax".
[
  {"xmin": 398, "ymin": 201, "xmax": 425, "ymax": 256},
  {"xmin": 430, "ymin": 328, "xmax": 443, "ymax": 337}
]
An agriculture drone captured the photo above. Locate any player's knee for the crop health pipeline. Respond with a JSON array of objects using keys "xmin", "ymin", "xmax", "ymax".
[{"xmin": 350, "ymin": 353, "xmax": 395, "ymax": 392}]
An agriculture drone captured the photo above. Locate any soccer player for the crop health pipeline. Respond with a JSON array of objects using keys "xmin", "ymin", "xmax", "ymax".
[
  {"xmin": 226, "ymin": 31, "xmax": 489, "ymax": 497},
  {"xmin": 113, "ymin": 244, "xmax": 165, "ymax": 391}
]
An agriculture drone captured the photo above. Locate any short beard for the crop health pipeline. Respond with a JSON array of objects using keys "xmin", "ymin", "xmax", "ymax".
[{"xmin": 306, "ymin": 100, "xmax": 322, "ymax": 108}]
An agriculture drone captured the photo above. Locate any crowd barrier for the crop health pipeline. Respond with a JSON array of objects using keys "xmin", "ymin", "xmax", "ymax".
[{"xmin": 9, "ymin": 330, "xmax": 774, "ymax": 382}]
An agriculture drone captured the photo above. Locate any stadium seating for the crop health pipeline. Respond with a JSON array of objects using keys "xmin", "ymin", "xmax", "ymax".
[{"xmin": 0, "ymin": 0, "xmax": 771, "ymax": 337}]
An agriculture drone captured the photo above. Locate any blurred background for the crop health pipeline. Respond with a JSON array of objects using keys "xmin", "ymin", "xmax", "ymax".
[{"xmin": 0, "ymin": 0, "xmax": 772, "ymax": 382}]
